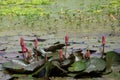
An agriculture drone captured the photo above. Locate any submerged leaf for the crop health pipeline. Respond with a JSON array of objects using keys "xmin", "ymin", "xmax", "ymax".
[{"xmin": 68, "ymin": 61, "xmax": 86, "ymax": 72}]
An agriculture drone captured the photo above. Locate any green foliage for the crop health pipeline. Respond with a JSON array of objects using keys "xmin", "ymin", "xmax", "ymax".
[
  {"xmin": 105, "ymin": 51, "xmax": 120, "ymax": 74},
  {"xmin": 0, "ymin": 0, "xmax": 52, "ymax": 16},
  {"xmin": 0, "ymin": 0, "xmax": 51, "ymax": 5},
  {"xmin": 108, "ymin": 0, "xmax": 120, "ymax": 14},
  {"xmin": 2, "ymin": 59, "xmax": 45, "ymax": 73},
  {"xmin": 0, "ymin": 0, "xmax": 54, "ymax": 29},
  {"xmin": 68, "ymin": 58, "xmax": 106, "ymax": 73},
  {"xmin": 68, "ymin": 61, "xmax": 86, "ymax": 72},
  {"xmin": 84, "ymin": 58, "xmax": 106, "ymax": 73},
  {"xmin": 0, "ymin": 0, "xmax": 119, "ymax": 34}
]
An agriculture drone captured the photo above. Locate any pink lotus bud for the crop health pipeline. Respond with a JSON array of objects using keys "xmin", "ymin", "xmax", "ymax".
[
  {"xmin": 65, "ymin": 35, "xmax": 69, "ymax": 45},
  {"xmin": 102, "ymin": 36, "xmax": 106, "ymax": 45},
  {"xmin": 22, "ymin": 44, "xmax": 28, "ymax": 53},
  {"xmin": 85, "ymin": 50, "xmax": 90, "ymax": 59},
  {"xmin": 20, "ymin": 37, "xmax": 25, "ymax": 47},
  {"xmin": 59, "ymin": 49, "xmax": 63, "ymax": 60},
  {"xmin": 34, "ymin": 38, "xmax": 38, "ymax": 48},
  {"xmin": 20, "ymin": 37, "xmax": 28, "ymax": 56}
]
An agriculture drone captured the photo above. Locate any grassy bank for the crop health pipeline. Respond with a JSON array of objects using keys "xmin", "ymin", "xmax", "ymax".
[{"xmin": 0, "ymin": 0, "xmax": 120, "ymax": 36}]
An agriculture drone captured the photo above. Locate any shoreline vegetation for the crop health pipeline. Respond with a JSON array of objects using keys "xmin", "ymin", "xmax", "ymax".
[{"xmin": 0, "ymin": 0, "xmax": 120, "ymax": 36}]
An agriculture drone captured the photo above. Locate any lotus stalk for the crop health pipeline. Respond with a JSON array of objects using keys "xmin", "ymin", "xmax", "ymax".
[
  {"xmin": 59, "ymin": 49, "xmax": 63, "ymax": 64},
  {"xmin": 65, "ymin": 35, "xmax": 69, "ymax": 58},
  {"xmin": 34, "ymin": 38, "xmax": 39, "ymax": 61},
  {"xmin": 102, "ymin": 35, "xmax": 106, "ymax": 58},
  {"xmin": 45, "ymin": 54, "xmax": 48, "ymax": 62},
  {"xmin": 34, "ymin": 38, "xmax": 38, "ymax": 49}
]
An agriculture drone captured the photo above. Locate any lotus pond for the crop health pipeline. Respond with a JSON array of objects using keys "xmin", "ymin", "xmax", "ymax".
[{"xmin": 0, "ymin": 0, "xmax": 120, "ymax": 80}]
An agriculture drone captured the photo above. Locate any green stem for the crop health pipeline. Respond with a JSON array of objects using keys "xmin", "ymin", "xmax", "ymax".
[
  {"xmin": 52, "ymin": 62, "xmax": 67, "ymax": 73},
  {"xmin": 31, "ymin": 63, "xmax": 47, "ymax": 76},
  {"xmin": 65, "ymin": 45, "xmax": 67, "ymax": 58},
  {"xmin": 102, "ymin": 44, "xmax": 105, "ymax": 58}
]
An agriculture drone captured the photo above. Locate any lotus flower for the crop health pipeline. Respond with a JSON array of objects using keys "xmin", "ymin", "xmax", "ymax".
[
  {"xmin": 102, "ymin": 35, "xmax": 106, "ymax": 45},
  {"xmin": 34, "ymin": 38, "xmax": 38, "ymax": 49},
  {"xmin": 65, "ymin": 35, "xmax": 69, "ymax": 45}
]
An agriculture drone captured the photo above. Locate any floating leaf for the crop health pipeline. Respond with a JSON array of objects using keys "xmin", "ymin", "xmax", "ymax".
[
  {"xmin": 68, "ymin": 61, "xmax": 86, "ymax": 72},
  {"xmin": 84, "ymin": 58, "xmax": 106, "ymax": 73},
  {"xmin": 2, "ymin": 59, "xmax": 44, "ymax": 73},
  {"xmin": 105, "ymin": 51, "xmax": 120, "ymax": 74},
  {"xmin": 44, "ymin": 43, "xmax": 65, "ymax": 52},
  {"xmin": 62, "ymin": 59, "xmax": 71, "ymax": 66}
]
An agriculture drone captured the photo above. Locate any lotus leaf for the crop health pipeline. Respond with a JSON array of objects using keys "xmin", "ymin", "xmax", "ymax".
[
  {"xmin": 84, "ymin": 58, "xmax": 106, "ymax": 73},
  {"xmin": 68, "ymin": 61, "xmax": 86, "ymax": 72},
  {"xmin": 2, "ymin": 59, "xmax": 44, "ymax": 73}
]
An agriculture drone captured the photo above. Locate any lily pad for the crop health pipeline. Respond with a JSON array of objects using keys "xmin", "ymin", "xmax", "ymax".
[
  {"xmin": 84, "ymin": 58, "xmax": 106, "ymax": 73},
  {"xmin": 105, "ymin": 51, "xmax": 120, "ymax": 74},
  {"xmin": 2, "ymin": 59, "xmax": 45, "ymax": 73},
  {"xmin": 62, "ymin": 59, "xmax": 71, "ymax": 66},
  {"xmin": 68, "ymin": 61, "xmax": 86, "ymax": 72}
]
